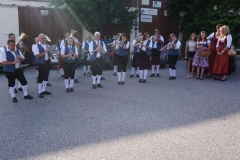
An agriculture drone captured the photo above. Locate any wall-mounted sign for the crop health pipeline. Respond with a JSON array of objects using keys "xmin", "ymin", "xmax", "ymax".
[
  {"xmin": 141, "ymin": 8, "xmax": 158, "ymax": 15},
  {"xmin": 153, "ymin": 1, "xmax": 161, "ymax": 8},
  {"xmin": 40, "ymin": 10, "xmax": 48, "ymax": 16},
  {"xmin": 142, "ymin": 0, "xmax": 149, "ymax": 5},
  {"xmin": 141, "ymin": 15, "xmax": 152, "ymax": 22}
]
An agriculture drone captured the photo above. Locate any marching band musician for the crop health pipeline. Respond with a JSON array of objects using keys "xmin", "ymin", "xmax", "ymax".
[
  {"xmin": 111, "ymin": 33, "xmax": 121, "ymax": 76},
  {"xmin": 116, "ymin": 33, "xmax": 130, "ymax": 85},
  {"xmin": 138, "ymin": 32, "xmax": 152, "ymax": 83},
  {"xmin": 61, "ymin": 37, "xmax": 78, "ymax": 92},
  {"xmin": 130, "ymin": 32, "xmax": 142, "ymax": 78},
  {"xmin": 72, "ymin": 34, "xmax": 81, "ymax": 83},
  {"xmin": 33, "ymin": 33, "xmax": 52, "ymax": 98},
  {"xmin": 82, "ymin": 35, "xmax": 92, "ymax": 76},
  {"xmin": 60, "ymin": 32, "xmax": 70, "ymax": 47},
  {"xmin": 0, "ymin": 39, "xmax": 33, "ymax": 102},
  {"xmin": 55, "ymin": 38, "xmax": 64, "ymax": 78},
  {"xmin": 150, "ymin": 34, "xmax": 162, "ymax": 77},
  {"xmin": 89, "ymin": 32, "xmax": 107, "ymax": 89},
  {"xmin": 167, "ymin": 33, "xmax": 181, "ymax": 80}
]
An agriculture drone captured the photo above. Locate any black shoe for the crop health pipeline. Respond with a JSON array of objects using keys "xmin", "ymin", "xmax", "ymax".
[
  {"xmin": 24, "ymin": 95, "xmax": 33, "ymax": 99},
  {"xmin": 92, "ymin": 84, "xmax": 96, "ymax": 89},
  {"xmin": 18, "ymin": 88, "xmax": 23, "ymax": 91},
  {"xmin": 195, "ymin": 76, "xmax": 199, "ymax": 79},
  {"xmin": 156, "ymin": 73, "xmax": 160, "ymax": 77},
  {"xmin": 139, "ymin": 79, "xmax": 143, "ymax": 83},
  {"xmin": 101, "ymin": 77, "xmax": 105, "ymax": 80},
  {"xmin": 150, "ymin": 73, "xmax": 155, "ymax": 77},
  {"xmin": 14, "ymin": 88, "xmax": 18, "ymax": 93},
  {"xmin": 42, "ymin": 91, "xmax": 52, "ymax": 95},
  {"xmin": 172, "ymin": 76, "xmax": 176, "ymax": 80},
  {"xmin": 38, "ymin": 93, "xmax": 44, "ymax": 98},
  {"xmin": 74, "ymin": 79, "xmax": 79, "ymax": 83},
  {"xmin": 118, "ymin": 81, "xmax": 122, "ymax": 85},
  {"xmin": 136, "ymin": 74, "xmax": 140, "ymax": 78},
  {"xmin": 97, "ymin": 83, "xmax": 103, "ymax": 88},
  {"xmin": 143, "ymin": 79, "xmax": 146, "ymax": 83},
  {"xmin": 169, "ymin": 76, "xmax": 173, "ymax": 79},
  {"xmin": 215, "ymin": 77, "xmax": 220, "ymax": 80},
  {"xmin": 129, "ymin": 74, "xmax": 134, "ymax": 78},
  {"xmin": 122, "ymin": 81, "xmax": 125, "ymax": 85},
  {"xmin": 84, "ymin": 72, "xmax": 86, "ymax": 76},
  {"xmin": 47, "ymin": 83, "xmax": 52, "ymax": 86},
  {"xmin": 12, "ymin": 97, "xmax": 18, "ymax": 102},
  {"xmin": 61, "ymin": 75, "xmax": 64, "ymax": 78},
  {"xmin": 113, "ymin": 72, "xmax": 116, "ymax": 76},
  {"xmin": 70, "ymin": 88, "xmax": 74, "ymax": 92},
  {"xmin": 66, "ymin": 88, "xmax": 70, "ymax": 93}
]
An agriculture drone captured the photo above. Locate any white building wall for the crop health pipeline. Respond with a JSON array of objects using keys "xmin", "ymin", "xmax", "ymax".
[{"xmin": 0, "ymin": 5, "xmax": 19, "ymax": 46}]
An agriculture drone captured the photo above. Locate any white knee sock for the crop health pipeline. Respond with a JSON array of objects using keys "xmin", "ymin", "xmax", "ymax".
[
  {"xmin": 156, "ymin": 65, "xmax": 160, "ymax": 74},
  {"xmin": 172, "ymin": 70, "xmax": 176, "ymax": 77},
  {"xmin": 83, "ymin": 66, "xmax": 86, "ymax": 73},
  {"xmin": 87, "ymin": 65, "xmax": 91, "ymax": 72},
  {"xmin": 97, "ymin": 75, "xmax": 101, "ymax": 84},
  {"xmin": 18, "ymin": 81, "xmax": 21, "ymax": 88},
  {"xmin": 70, "ymin": 79, "xmax": 74, "ymax": 88},
  {"xmin": 38, "ymin": 83, "xmax": 42, "ymax": 94},
  {"xmin": 64, "ymin": 79, "xmax": 69, "ymax": 88},
  {"xmin": 9, "ymin": 87, "xmax": 15, "ymax": 98},
  {"xmin": 136, "ymin": 67, "xmax": 139, "ymax": 74},
  {"xmin": 37, "ymin": 70, "xmax": 38, "ymax": 76},
  {"xmin": 151, "ymin": 65, "xmax": 155, "ymax": 74},
  {"xmin": 118, "ymin": 72, "xmax": 121, "ymax": 81},
  {"xmin": 131, "ymin": 67, "xmax": 135, "ymax": 74},
  {"xmin": 139, "ymin": 70, "xmax": 143, "ymax": 79},
  {"xmin": 144, "ymin": 69, "xmax": 148, "ymax": 79},
  {"xmin": 122, "ymin": 72, "xmax": 126, "ymax": 81},
  {"xmin": 169, "ymin": 68, "xmax": 173, "ymax": 76},
  {"xmin": 75, "ymin": 69, "xmax": 77, "ymax": 79},
  {"xmin": 42, "ymin": 81, "xmax": 48, "ymax": 92},
  {"xmin": 114, "ymin": 66, "xmax": 117, "ymax": 73},
  {"xmin": 21, "ymin": 85, "xmax": 28, "ymax": 96},
  {"xmin": 92, "ymin": 76, "xmax": 96, "ymax": 84},
  {"xmin": 60, "ymin": 68, "xmax": 64, "ymax": 75}
]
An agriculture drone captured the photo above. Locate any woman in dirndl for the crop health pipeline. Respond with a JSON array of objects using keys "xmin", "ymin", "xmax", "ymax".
[
  {"xmin": 212, "ymin": 25, "xmax": 232, "ymax": 81},
  {"xmin": 192, "ymin": 31, "xmax": 211, "ymax": 80}
]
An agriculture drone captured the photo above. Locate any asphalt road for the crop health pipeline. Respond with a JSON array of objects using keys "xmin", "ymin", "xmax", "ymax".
[{"xmin": 0, "ymin": 61, "xmax": 240, "ymax": 160}]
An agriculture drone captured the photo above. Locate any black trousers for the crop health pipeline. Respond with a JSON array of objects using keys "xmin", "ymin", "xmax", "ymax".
[
  {"xmin": 113, "ymin": 53, "xmax": 118, "ymax": 66},
  {"xmin": 151, "ymin": 49, "xmax": 161, "ymax": 65},
  {"xmin": 63, "ymin": 62, "xmax": 76, "ymax": 79},
  {"xmin": 5, "ymin": 68, "xmax": 27, "ymax": 87},
  {"xmin": 91, "ymin": 58, "xmax": 103, "ymax": 76},
  {"xmin": 117, "ymin": 55, "xmax": 128, "ymax": 72},
  {"xmin": 168, "ymin": 55, "xmax": 179, "ymax": 69},
  {"xmin": 132, "ymin": 52, "xmax": 139, "ymax": 68},
  {"xmin": 83, "ymin": 55, "xmax": 91, "ymax": 66},
  {"xmin": 37, "ymin": 60, "xmax": 50, "ymax": 83},
  {"xmin": 139, "ymin": 51, "xmax": 150, "ymax": 70}
]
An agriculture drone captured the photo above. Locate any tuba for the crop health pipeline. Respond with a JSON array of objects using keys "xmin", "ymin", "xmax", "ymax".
[
  {"xmin": 15, "ymin": 32, "xmax": 28, "ymax": 68},
  {"xmin": 45, "ymin": 35, "xmax": 51, "ymax": 42},
  {"xmin": 70, "ymin": 29, "xmax": 80, "ymax": 49}
]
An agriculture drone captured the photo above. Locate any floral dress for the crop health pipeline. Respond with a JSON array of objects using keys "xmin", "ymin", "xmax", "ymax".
[{"xmin": 192, "ymin": 41, "xmax": 210, "ymax": 68}]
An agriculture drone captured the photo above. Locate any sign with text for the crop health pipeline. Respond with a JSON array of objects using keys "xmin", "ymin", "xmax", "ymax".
[
  {"xmin": 142, "ymin": 0, "xmax": 149, "ymax": 5},
  {"xmin": 141, "ymin": 15, "xmax": 152, "ymax": 22},
  {"xmin": 141, "ymin": 8, "xmax": 158, "ymax": 15},
  {"xmin": 153, "ymin": 1, "xmax": 161, "ymax": 8}
]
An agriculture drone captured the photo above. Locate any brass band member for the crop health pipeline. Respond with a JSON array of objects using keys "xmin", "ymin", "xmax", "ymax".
[
  {"xmin": 55, "ymin": 38, "xmax": 64, "ymax": 78},
  {"xmin": 1, "ymin": 40, "xmax": 33, "ymax": 102},
  {"xmin": 33, "ymin": 33, "xmax": 52, "ymax": 98},
  {"xmin": 89, "ymin": 32, "xmax": 107, "ymax": 89},
  {"xmin": 61, "ymin": 37, "xmax": 79, "ymax": 92},
  {"xmin": 130, "ymin": 31, "xmax": 142, "ymax": 78},
  {"xmin": 112, "ymin": 33, "xmax": 121, "ymax": 76},
  {"xmin": 116, "ymin": 33, "xmax": 130, "ymax": 85},
  {"xmin": 138, "ymin": 32, "xmax": 152, "ymax": 83},
  {"xmin": 82, "ymin": 35, "xmax": 92, "ymax": 76}
]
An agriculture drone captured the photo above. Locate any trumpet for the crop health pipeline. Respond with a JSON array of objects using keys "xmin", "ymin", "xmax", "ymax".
[
  {"xmin": 159, "ymin": 44, "xmax": 169, "ymax": 51},
  {"xmin": 133, "ymin": 40, "xmax": 147, "ymax": 47}
]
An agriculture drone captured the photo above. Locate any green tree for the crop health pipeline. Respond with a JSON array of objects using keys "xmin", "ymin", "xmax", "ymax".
[
  {"xmin": 48, "ymin": 0, "xmax": 139, "ymax": 34},
  {"xmin": 167, "ymin": 0, "xmax": 240, "ymax": 48}
]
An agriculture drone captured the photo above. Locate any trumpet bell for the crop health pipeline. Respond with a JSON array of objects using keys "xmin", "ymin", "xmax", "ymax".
[
  {"xmin": 70, "ymin": 29, "xmax": 77, "ymax": 38},
  {"xmin": 45, "ymin": 35, "xmax": 51, "ymax": 42}
]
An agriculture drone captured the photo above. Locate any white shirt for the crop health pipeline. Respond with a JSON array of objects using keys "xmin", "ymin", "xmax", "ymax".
[
  {"xmin": 82, "ymin": 41, "xmax": 90, "ymax": 50},
  {"xmin": 116, "ymin": 41, "xmax": 130, "ymax": 49},
  {"xmin": 61, "ymin": 45, "xmax": 79, "ymax": 55},
  {"xmin": 140, "ymin": 40, "xmax": 153, "ymax": 51},
  {"xmin": 186, "ymin": 41, "xmax": 197, "ymax": 52},
  {"xmin": 33, "ymin": 42, "xmax": 49, "ymax": 60},
  {"xmin": 32, "ymin": 43, "xmax": 37, "ymax": 54},
  {"xmin": 60, "ymin": 38, "xmax": 67, "ymax": 48},
  {"xmin": 216, "ymin": 35, "xmax": 232, "ymax": 48},
  {"xmin": 132, "ymin": 39, "xmax": 140, "ymax": 52},
  {"xmin": 150, "ymin": 35, "xmax": 164, "ymax": 48},
  {"xmin": 89, "ymin": 40, "xmax": 107, "ymax": 58},
  {"xmin": 0, "ymin": 47, "xmax": 24, "ymax": 69}
]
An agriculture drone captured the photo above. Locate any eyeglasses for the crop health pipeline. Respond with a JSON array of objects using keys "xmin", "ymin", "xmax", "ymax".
[{"xmin": 9, "ymin": 44, "xmax": 16, "ymax": 46}]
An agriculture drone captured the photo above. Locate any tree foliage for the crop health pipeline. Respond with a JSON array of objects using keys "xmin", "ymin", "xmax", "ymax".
[
  {"xmin": 167, "ymin": 0, "xmax": 240, "ymax": 47},
  {"xmin": 48, "ymin": 0, "xmax": 139, "ymax": 34}
]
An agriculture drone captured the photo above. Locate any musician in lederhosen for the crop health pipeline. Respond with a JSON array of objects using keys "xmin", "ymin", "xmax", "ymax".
[
  {"xmin": 112, "ymin": 33, "xmax": 121, "ymax": 76},
  {"xmin": 33, "ymin": 33, "xmax": 52, "ymax": 98},
  {"xmin": 138, "ymin": 32, "xmax": 152, "ymax": 83},
  {"xmin": 60, "ymin": 32, "xmax": 70, "ymax": 48},
  {"xmin": 1, "ymin": 40, "xmax": 33, "ymax": 102},
  {"xmin": 82, "ymin": 35, "xmax": 92, "ymax": 76},
  {"xmin": 130, "ymin": 31, "xmax": 142, "ymax": 78},
  {"xmin": 61, "ymin": 37, "xmax": 78, "ymax": 92},
  {"xmin": 116, "ymin": 33, "xmax": 129, "ymax": 85},
  {"xmin": 89, "ymin": 32, "xmax": 107, "ymax": 89},
  {"xmin": 55, "ymin": 38, "xmax": 64, "ymax": 78}
]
